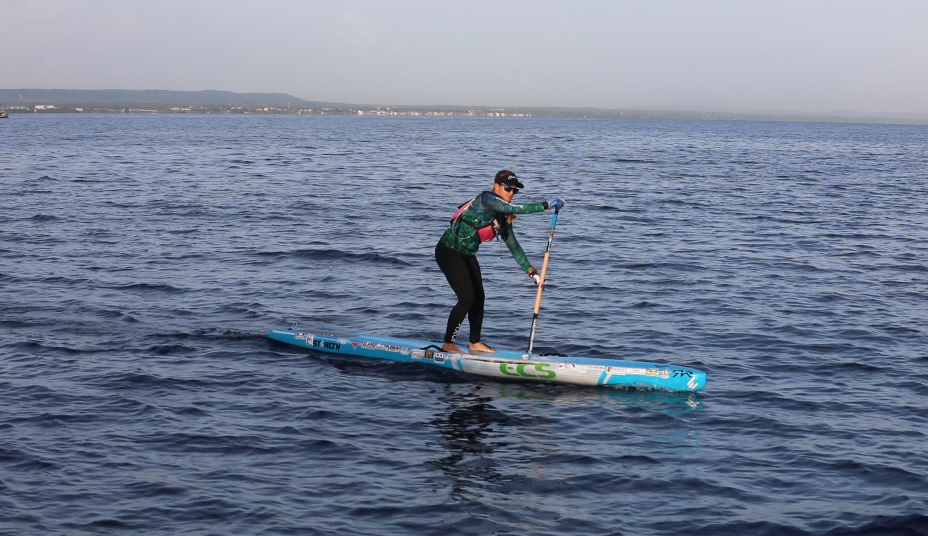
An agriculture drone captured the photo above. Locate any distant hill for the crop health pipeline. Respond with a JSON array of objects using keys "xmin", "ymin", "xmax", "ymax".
[
  {"xmin": 2, "ymin": 88, "xmax": 926, "ymax": 125},
  {"xmin": 0, "ymin": 89, "xmax": 327, "ymax": 108}
]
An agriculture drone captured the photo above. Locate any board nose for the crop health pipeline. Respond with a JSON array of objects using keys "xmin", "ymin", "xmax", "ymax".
[{"xmin": 687, "ymin": 370, "xmax": 708, "ymax": 390}]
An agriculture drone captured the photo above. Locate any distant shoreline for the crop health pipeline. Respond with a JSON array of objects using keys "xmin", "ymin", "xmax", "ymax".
[{"xmin": 2, "ymin": 88, "xmax": 926, "ymax": 126}]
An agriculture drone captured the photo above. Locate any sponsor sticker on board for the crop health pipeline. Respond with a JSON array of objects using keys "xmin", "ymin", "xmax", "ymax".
[{"xmin": 296, "ymin": 332, "xmax": 315, "ymax": 347}]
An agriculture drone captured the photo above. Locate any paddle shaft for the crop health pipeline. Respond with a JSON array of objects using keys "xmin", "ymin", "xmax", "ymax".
[{"xmin": 527, "ymin": 208, "xmax": 559, "ymax": 353}]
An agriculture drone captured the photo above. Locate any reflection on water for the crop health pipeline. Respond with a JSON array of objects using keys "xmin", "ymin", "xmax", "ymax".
[
  {"xmin": 428, "ymin": 384, "xmax": 512, "ymax": 497},
  {"xmin": 496, "ymin": 383, "xmax": 704, "ymax": 415},
  {"xmin": 493, "ymin": 384, "xmax": 705, "ymax": 462},
  {"xmin": 428, "ymin": 381, "xmax": 705, "ymax": 501}
]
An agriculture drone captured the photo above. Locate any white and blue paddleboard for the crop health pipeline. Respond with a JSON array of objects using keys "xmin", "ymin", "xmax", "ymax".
[{"xmin": 268, "ymin": 329, "xmax": 707, "ymax": 392}]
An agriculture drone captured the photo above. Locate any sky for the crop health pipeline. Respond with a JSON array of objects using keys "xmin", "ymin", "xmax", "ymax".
[{"xmin": 3, "ymin": 0, "xmax": 928, "ymax": 115}]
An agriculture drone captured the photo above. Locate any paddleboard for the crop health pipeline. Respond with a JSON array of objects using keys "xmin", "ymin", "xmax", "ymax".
[{"xmin": 268, "ymin": 328, "xmax": 707, "ymax": 391}]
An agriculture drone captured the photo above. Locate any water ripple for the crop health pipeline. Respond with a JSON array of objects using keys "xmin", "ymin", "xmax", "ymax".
[{"xmin": 1, "ymin": 115, "xmax": 927, "ymax": 535}]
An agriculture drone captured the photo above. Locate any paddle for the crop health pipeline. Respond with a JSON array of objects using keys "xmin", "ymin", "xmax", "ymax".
[{"xmin": 527, "ymin": 206, "xmax": 560, "ymax": 354}]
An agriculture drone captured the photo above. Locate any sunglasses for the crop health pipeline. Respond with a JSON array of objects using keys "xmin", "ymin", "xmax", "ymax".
[{"xmin": 503, "ymin": 184, "xmax": 520, "ymax": 194}]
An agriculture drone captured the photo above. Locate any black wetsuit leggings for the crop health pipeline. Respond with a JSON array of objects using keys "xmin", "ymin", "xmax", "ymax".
[{"xmin": 435, "ymin": 242, "xmax": 485, "ymax": 344}]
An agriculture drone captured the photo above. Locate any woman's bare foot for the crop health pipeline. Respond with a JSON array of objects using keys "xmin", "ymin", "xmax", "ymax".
[
  {"xmin": 441, "ymin": 342, "xmax": 463, "ymax": 353},
  {"xmin": 469, "ymin": 342, "xmax": 496, "ymax": 353}
]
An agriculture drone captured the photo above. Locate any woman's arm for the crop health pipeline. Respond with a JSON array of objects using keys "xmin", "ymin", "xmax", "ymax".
[
  {"xmin": 480, "ymin": 191, "xmax": 548, "ymax": 215},
  {"xmin": 499, "ymin": 220, "xmax": 533, "ymax": 272}
]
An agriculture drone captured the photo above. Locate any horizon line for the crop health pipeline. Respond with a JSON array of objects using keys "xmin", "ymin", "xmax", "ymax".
[{"xmin": 2, "ymin": 88, "xmax": 928, "ymax": 125}]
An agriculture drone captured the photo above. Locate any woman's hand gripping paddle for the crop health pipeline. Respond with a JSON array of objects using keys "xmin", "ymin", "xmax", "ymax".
[{"xmin": 527, "ymin": 204, "xmax": 561, "ymax": 354}]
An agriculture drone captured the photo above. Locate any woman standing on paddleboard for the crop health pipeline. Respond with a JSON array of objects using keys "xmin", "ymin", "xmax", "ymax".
[{"xmin": 436, "ymin": 170, "xmax": 564, "ymax": 354}]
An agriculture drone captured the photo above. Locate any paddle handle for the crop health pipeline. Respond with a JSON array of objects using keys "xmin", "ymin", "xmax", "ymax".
[{"xmin": 532, "ymin": 251, "xmax": 551, "ymax": 314}]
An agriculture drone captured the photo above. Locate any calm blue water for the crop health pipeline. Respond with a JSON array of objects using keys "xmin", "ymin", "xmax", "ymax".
[{"xmin": 1, "ymin": 114, "xmax": 926, "ymax": 535}]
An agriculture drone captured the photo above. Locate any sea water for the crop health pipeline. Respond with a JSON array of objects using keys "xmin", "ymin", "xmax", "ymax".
[{"xmin": 1, "ymin": 114, "xmax": 926, "ymax": 535}]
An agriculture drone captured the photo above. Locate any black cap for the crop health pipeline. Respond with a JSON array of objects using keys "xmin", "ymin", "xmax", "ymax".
[{"xmin": 494, "ymin": 170, "xmax": 524, "ymax": 189}]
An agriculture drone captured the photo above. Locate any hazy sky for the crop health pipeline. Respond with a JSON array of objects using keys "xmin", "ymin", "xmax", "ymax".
[{"xmin": 4, "ymin": 0, "xmax": 928, "ymax": 114}]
